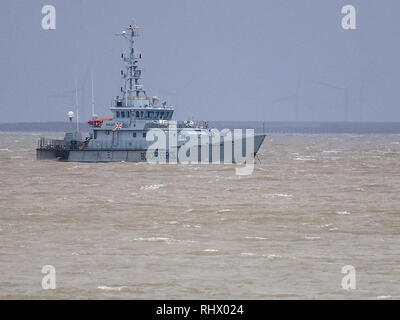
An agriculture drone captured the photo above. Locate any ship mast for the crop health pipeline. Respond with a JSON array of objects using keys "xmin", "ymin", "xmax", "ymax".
[
  {"xmin": 119, "ymin": 21, "xmax": 146, "ymax": 105},
  {"xmin": 75, "ymin": 79, "xmax": 79, "ymax": 132},
  {"xmin": 91, "ymin": 71, "xmax": 95, "ymax": 118}
]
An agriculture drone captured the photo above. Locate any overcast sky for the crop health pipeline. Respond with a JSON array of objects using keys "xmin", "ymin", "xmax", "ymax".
[{"xmin": 1, "ymin": 0, "xmax": 399, "ymax": 122}]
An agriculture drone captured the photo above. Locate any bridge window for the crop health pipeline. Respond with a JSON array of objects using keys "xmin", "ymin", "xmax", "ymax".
[
  {"xmin": 126, "ymin": 111, "xmax": 130, "ymax": 118},
  {"xmin": 160, "ymin": 111, "xmax": 164, "ymax": 119},
  {"xmin": 140, "ymin": 111, "xmax": 144, "ymax": 118},
  {"xmin": 132, "ymin": 132, "xmax": 136, "ymax": 137},
  {"xmin": 121, "ymin": 111, "xmax": 125, "ymax": 118},
  {"xmin": 116, "ymin": 111, "xmax": 120, "ymax": 118},
  {"xmin": 136, "ymin": 111, "xmax": 140, "ymax": 118},
  {"xmin": 149, "ymin": 111, "xmax": 154, "ymax": 119},
  {"xmin": 143, "ymin": 132, "xmax": 146, "ymax": 138},
  {"xmin": 155, "ymin": 111, "xmax": 159, "ymax": 118}
]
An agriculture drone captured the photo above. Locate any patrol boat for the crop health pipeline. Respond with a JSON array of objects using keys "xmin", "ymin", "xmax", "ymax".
[{"xmin": 37, "ymin": 22, "xmax": 266, "ymax": 163}]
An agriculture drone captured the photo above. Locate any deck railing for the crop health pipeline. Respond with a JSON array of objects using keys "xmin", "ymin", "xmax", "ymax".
[{"xmin": 37, "ymin": 137, "xmax": 66, "ymax": 149}]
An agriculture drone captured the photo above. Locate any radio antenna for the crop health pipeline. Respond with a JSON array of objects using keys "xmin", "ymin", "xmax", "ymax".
[
  {"xmin": 75, "ymin": 78, "xmax": 79, "ymax": 132},
  {"xmin": 91, "ymin": 72, "xmax": 95, "ymax": 118}
]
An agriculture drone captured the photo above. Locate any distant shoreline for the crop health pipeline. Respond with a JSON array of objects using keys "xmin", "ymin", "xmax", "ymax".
[{"xmin": 1, "ymin": 121, "xmax": 400, "ymax": 134}]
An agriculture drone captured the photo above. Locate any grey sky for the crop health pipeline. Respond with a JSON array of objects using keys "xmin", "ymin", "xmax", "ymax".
[{"xmin": 1, "ymin": 0, "xmax": 399, "ymax": 122}]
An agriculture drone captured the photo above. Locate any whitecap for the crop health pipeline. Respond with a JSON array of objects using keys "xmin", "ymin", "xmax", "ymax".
[
  {"xmin": 133, "ymin": 237, "xmax": 170, "ymax": 242},
  {"xmin": 184, "ymin": 224, "xmax": 201, "ymax": 228},
  {"xmin": 97, "ymin": 285, "xmax": 128, "ymax": 291},
  {"xmin": 217, "ymin": 209, "xmax": 231, "ymax": 213},
  {"xmin": 264, "ymin": 254, "xmax": 282, "ymax": 259},
  {"xmin": 377, "ymin": 295, "xmax": 392, "ymax": 299},
  {"xmin": 241, "ymin": 252, "xmax": 256, "ymax": 256},
  {"xmin": 271, "ymin": 193, "xmax": 292, "ymax": 198},
  {"xmin": 203, "ymin": 249, "xmax": 219, "ymax": 252},
  {"xmin": 84, "ymin": 183, "xmax": 99, "ymax": 187},
  {"xmin": 322, "ymin": 150, "xmax": 340, "ymax": 154},
  {"xmin": 244, "ymin": 236, "xmax": 267, "ymax": 240},
  {"xmin": 294, "ymin": 157, "xmax": 315, "ymax": 161},
  {"xmin": 336, "ymin": 211, "xmax": 351, "ymax": 215},
  {"xmin": 140, "ymin": 184, "xmax": 165, "ymax": 191},
  {"xmin": 304, "ymin": 236, "xmax": 321, "ymax": 240}
]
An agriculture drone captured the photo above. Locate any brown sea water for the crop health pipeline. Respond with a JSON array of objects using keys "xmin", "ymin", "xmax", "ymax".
[{"xmin": 0, "ymin": 132, "xmax": 399, "ymax": 299}]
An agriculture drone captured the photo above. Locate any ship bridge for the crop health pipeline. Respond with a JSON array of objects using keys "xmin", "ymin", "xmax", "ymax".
[{"xmin": 110, "ymin": 106, "xmax": 174, "ymax": 121}]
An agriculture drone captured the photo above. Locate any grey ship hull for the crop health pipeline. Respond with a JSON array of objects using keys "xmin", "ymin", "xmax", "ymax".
[{"xmin": 37, "ymin": 134, "xmax": 266, "ymax": 163}]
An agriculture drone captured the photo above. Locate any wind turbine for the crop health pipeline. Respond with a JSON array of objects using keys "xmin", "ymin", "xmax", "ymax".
[
  {"xmin": 313, "ymin": 81, "xmax": 350, "ymax": 122},
  {"xmin": 295, "ymin": 79, "xmax": 300, "ymax": 121},
  {"xmin": 269, "ymin": 79, "xmax": 301, "ymax": 121},
  {"xmin": 359, "ymin": 83, "xmax": 363, "ymax": 122},
  {"xmin": 358, "ymin": 82, "xmax": 382, "ymax": 122}
]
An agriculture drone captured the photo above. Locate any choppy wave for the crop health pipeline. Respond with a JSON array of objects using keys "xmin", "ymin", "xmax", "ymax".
[
  {"xmin": 244, "ymin": 236, "xmax": 268, "ymax": 240},
  {"xmin": 336, "ymin": 211, "xmax": 351, "ymax": 215},
  {"xmin": 97, "ymin": 285, "xmax": 128, "ymax": 291},
  {"xmin": 140, "ymin": 184, "xmax": 165, "ymax": 191},
  {"xmin": 304, "ymin": 236, "xmax": 321, "ymax": 240},
  {"xmin": 216, "ymin": 209, "xmax": 232, "ymax": 213},
  {"xmin": 203, "ymin": 249, "xmax": 219, "ymax": 252},
  {"xmin": 270, "ymin": 193, "xmax": 293, "ymax": 198},
  {"xmin": 133, "ymin": 237, "xmax": 170, "ymax": 242},
  {"xmin": 2, "ymin": 133, "xmax": 400, "ymax": 299}
]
